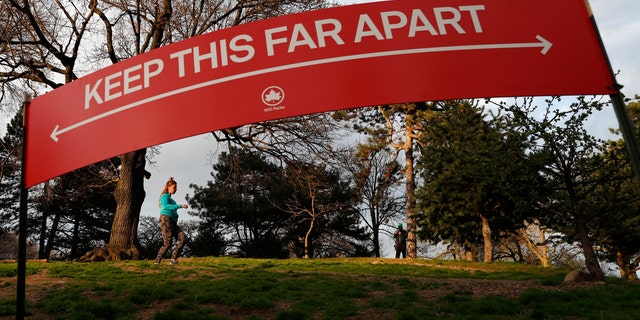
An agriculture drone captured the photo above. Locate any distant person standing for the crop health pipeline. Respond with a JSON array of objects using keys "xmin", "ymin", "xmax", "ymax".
[
  {"xmin": 394, "ymin": 223, "xmax": 408, "ymax": 258},
  {"xmin": 155, "ymin": 177, "xmax": 188, "ymax": 265}
]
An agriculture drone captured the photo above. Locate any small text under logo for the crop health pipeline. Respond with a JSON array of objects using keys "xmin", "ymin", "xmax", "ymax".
[{"xmin": 262, "ymin": 86, "xmax": 285, "ymax": 112}]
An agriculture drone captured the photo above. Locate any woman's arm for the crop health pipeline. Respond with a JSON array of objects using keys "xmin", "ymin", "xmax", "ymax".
[{"xmin": 160, "ymin": 193, "xmax": 183, "ymax": 211}]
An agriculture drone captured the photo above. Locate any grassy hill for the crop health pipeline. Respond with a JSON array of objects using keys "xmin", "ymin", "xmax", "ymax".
[{"xmin": 1, "ymin": 257, "xmax": 638, "ymax": 319}]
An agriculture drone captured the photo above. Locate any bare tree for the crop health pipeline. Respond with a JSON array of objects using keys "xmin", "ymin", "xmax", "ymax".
[
  {"xmin": 277, "ymin": 161, "xmax": 354, "ymax": 258},
  {"xmin": 517, "ymin": 221, "xmax": 550, "ymax": 267},
  {"xmin": 212, "ymin": 112, "xmax": 342, "ymax": 163},
  {"xmin": 354, "ymin": 103, "xmax": 441, "ymax": 258},
  {"xmin": 2, "ymin": 0, "xmax": 331, "ymax": 261},
  {"xmin": 337, "ymin": 146, "xmax": 404, "ymax": 257},
  {"xmin": 85, "ymin": 0, "xmax": 332, "ymax": 260},
  {"xmin": 1, "ymin": 0, "xmax": 104, "ymax": 261}
]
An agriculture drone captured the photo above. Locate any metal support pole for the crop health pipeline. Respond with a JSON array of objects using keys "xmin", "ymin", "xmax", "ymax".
[
  {"xmin": 586, "ymin": 2, "xmax": 640, "ymax": 182},
  {"xmin": 610, "ymin": 92, "xmax": 640, "ymax": 182},
  {"xmin": 17, "ymin": 101, "xmax": 30, "ymax": 320}
]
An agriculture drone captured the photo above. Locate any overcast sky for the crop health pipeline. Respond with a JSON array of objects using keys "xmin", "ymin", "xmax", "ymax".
[{"xmin": 1, "ymin": 0, "xmax": 638, "ymax": 255}]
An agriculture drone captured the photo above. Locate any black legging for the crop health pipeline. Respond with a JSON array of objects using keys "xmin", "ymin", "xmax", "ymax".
[{"xmin": 156, "ymin": 215, "xmax": 187, "ymax": 261}]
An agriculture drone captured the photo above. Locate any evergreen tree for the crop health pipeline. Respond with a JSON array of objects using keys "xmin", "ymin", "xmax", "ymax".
[
  {"xmin": 503, "ymin": 96, "xmax": 608, "ymax": 280},
  {"xmin": 0, "ymin": 109, "xmax": 24, "ymax": 234},
  {"xmin": 587, "ymin": 100, "xmax": 640, "ymax": 279},
  {"xmin": 33, "ymin": 162, "xmax": 118, "ymax": 260},
  {"xmin": 416, "ymin": 101, "xmax": 543, "ymax": 262},
  {"xmin": 189, "ymin": 147, "xmax": 293, "ymax": 258}
]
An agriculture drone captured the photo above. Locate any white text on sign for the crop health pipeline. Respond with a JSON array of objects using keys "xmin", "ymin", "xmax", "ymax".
[{"xmin": 83, "ymin": 5, "xmax": 485, "ymax": 110}]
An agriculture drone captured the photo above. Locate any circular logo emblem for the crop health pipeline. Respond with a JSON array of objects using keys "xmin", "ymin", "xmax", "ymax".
[{"xmin": 262, "ymin": 86, "xmax": 285, "ymax": 106}]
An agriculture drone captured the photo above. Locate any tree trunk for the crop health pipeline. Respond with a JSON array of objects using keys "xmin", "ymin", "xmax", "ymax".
[
  {"xmin": 38, "ymin": 182, "xmax": 52, "ymax": 259},
  {"xmin": 304, "ymin": 216, "xmax": 316, "ymax": 259},
  {"xmin": 519, "ymin": 223, "xmax": 549, "ymax": 267},
  {"xmin": 616, "ymin": 251, "xmax": 630, "ymax": 279},
  {"xmin": 379, "ymin": 104, "xmax": 419, "ymax": 258},
  {"xmin": 405, "ymin": 121, "xmax": 417, "ymax": 259},
  {"xmin": 37, "ymin": 210, "xmax": 49, "ymax": 259},
  {"xmin": 479, "ymin": 213, "xmax": 492, "ymax": 263},
  {"xmin": 80, "ymin": 149, "xmax": 147, "ymax": 261},
  {"xmin": 37, "ymin": 211, "xmax": 48, "ymax": 259},
  {"xmin": 43, "ymin": 212, "xmax": 61, "ymax": 260},
  {"xmin": 630, "ymin": 257, "xmax": 640, "ymax": 280},
  {"xmin": 463, "ymin": 242, "xmax": 474, "ymax": 261},
  {"xmin": 371, "ymin": 208, "xmax": 380, "ymax": 257},
  {"xmin": 574, "ymin": 213, "xmax": 604, "ymax": 281},
  {"xmin": 69, "ymin": 212, "xmax": 81, "ymax": 259}
]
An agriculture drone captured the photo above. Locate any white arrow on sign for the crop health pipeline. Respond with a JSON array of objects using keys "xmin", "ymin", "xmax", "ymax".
[{"xmin": 50, "ymin": 35, "xmax": 552, "ymax": 142}]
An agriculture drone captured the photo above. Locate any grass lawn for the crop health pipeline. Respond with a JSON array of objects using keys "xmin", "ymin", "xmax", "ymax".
[{"xmin": 1, "ymin": 257, "xmax": 638, "ymax": 319}]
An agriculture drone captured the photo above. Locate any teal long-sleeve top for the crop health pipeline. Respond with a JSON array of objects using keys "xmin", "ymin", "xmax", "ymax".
[{"xmin": 160, "ymin": 192, "xmax": 185, "ymax": 222}]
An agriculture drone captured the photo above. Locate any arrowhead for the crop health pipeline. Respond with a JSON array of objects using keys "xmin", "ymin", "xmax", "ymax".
[
  {"xmin": 50, "ymin": 125, "xmax": 60, "ymax": 142},
  {"xmin": 536, "ymin": 35, "xmax": 552, "ymax": 55}
]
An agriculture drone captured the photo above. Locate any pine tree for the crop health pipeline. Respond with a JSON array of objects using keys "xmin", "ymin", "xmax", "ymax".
[
  {"xmin": 0, "ymin": 109, "xmax": 24, "ymax": 234},
  {"xmin": 416, "ymin": 101, "xmax": 543, "ymax": 262}
]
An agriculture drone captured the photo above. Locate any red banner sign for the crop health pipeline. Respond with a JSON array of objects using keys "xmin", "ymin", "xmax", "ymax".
[{"xmin": 25, "ymin": 0, "xmax": 616, "ymax": 187}]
